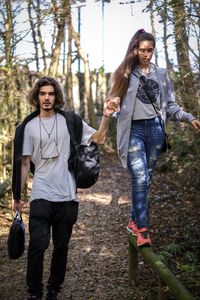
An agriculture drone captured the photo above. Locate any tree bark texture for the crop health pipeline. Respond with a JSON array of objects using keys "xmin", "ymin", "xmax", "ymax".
[
  {"xmin": 162, "ymin": 0, "xmax": 174, "ymax": 72},
  {"xmin": 65, "ymin": 13, "xmax": 74, "ymax": 110},
  {"xmin": 28, "ymin": 0, "xmax": 40, "ymax": 72},
  {"xmin": 70, "ymin": 24, "xmax": 96, "ymax": 127},
  {"xmin": 149, "ymin": 0, "xmax": 158, "ymax": 66},
  {"xmin": 5, "ymin": 0, "xmax": 13, "ymax": 64},
  {"xmin": 172, "ymin": 0, "xmax": 200, "ymax": 116},
  {"xmin": 49, "ymin": 0, "xmax": 70, "ymax": 77},
  {"xmin": 36, "ymin": 0, "xmax": 47, "ymax": 74}
]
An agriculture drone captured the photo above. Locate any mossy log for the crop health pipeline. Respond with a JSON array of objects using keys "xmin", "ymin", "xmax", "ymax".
[{"xmin": 128, "ymin": 234, "xmax": 194, "ymax": 300}]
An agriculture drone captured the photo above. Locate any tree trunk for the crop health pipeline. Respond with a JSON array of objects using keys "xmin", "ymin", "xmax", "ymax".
[
  {"xmin": 28, "ymin": 0, "xmax": 40, "ymax": 72},
  {"xmin": 65, "ymin": 13, "xmax": 74, "ymax": 110},
  {"xmin": 172, "ymin": 0, "xmax": 200, "ymax": 116},
  {"xmin": 162, "ymin": 0, "xmax": 174, "ymax": 72},
  {"xmin": 49, "ymin": 0, "xmax": 70, "ymax": 77},
  {"xmin": 4, "ymin": 1, "xmax": 14, "ymax": 161},
  {"xmin": 36, "ymin": 0, "xmax": 47, "ymax": 74},
  {"xmin": 149, "ymin": 0, "xmax": 158, "ymax": 66},
  {"xmin": 77, "ymin": 72, "xmax": 85, "ymax": 118},
  {"xmin": 70, "ymin": 24, "xmax": 96, "ymax": 127},
  {"xmin": 5, "ymin": 1, "xmax": 13, "ymax": 64}
]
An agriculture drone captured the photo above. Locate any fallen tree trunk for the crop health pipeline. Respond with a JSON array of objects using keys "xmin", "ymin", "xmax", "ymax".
[{"xmin": 128, "ymin": 234, "xmax": 194, "ymax": 300}]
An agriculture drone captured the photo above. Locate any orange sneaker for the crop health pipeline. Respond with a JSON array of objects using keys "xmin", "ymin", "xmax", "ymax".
[
  {"xmin": 127, "ymin": 220, "xmax": 138, "ymax": 236},
  {"xmin": 137, "ymin": 228, "xmax": 152, "ymax": 247}
]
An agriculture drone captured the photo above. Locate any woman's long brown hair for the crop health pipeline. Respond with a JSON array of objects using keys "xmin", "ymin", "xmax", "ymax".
[{"xmin": 107, "ymin": 30, "xmax": 155, "ymax": 101}]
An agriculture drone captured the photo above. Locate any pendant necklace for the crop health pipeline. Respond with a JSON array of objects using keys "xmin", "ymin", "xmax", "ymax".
[
  {"xmin": 39, "ymin": 114, "xmax": 56, "ymax": 138},
  {"xmin": 39, "ymin": 114, "xmax": 59, "ymax": 158}
]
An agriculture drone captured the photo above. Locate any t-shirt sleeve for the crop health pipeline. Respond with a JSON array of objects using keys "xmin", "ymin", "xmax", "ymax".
[
  {"xmin": 22, "ymin": 124, "xmax": 34, "ymax": 156},
  {"xmin": 81, "ymin": 120, "xmax": 96, "ymax": 145}
]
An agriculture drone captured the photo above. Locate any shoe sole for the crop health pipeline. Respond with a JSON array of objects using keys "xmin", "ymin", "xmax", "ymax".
[{"xmin": 127, "ymin": 226, "xmax": 138, "ymax": 237}]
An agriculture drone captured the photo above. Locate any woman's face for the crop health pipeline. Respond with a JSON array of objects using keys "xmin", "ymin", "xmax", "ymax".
[{"xmin": 137, "ymin": 40, "xmax": 154, "ymax": 68}]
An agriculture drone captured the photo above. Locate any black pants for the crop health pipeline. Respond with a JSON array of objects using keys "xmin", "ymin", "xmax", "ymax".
[{"xmin": 26, "ymin": 199, "xmax": 78, "ymax": 298}]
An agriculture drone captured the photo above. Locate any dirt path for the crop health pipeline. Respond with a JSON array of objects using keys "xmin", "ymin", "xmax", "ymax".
[{"xmin": 0, "ymin": 153, "xmax": 199, "ymax": 300}]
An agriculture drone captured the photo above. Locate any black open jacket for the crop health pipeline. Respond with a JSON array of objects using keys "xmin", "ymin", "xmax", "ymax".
[{"xmin": 12, "ymin": 109, "xmax": 82, "ymax": 200}]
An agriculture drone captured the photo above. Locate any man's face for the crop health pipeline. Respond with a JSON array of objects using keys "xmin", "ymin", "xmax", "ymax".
[
  {"xmin": 137, "ymin": 40, "xmax": 154, "ymax": 67},
  {"xmin": 38, "ymin": 85, "xmax": 56, "ymax": 112}
]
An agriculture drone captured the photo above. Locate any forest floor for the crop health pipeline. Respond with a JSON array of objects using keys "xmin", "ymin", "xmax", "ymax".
[{"xmin": 0, "ymin": 152, "xmax": 200, "ymax": 300}]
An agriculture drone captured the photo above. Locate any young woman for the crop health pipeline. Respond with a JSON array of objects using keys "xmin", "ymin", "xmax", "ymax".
[{"xmin": 93, "ymin": 29, "xmax": 200, "ymax": 247}]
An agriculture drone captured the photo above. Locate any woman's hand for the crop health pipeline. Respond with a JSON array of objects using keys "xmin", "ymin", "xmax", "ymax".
[
  {"xmin": 191, "ymin": 119, "xmax": 200, "ymax": 134},
  {"xmin": 103, "ymin": 97, "xmax": 120, "ymax": 117}
]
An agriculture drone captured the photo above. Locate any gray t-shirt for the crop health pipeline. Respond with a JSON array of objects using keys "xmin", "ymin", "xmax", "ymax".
[
  {"xmin": 133, "ymin": 64, "xmax": 161, "ymax": 120},
  {"xmin": 23, "ymin": 113, "xmax": 96, "ymax": 202}
]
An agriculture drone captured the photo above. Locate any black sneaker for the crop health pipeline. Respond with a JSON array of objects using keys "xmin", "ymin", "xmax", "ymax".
[
  {"xmin": 46, "ymin": 290, "xmax": 58, "ymax": 300},
  {"xmin": 27, "ymin": 296, "xmax": 42, "ymax": 300}
]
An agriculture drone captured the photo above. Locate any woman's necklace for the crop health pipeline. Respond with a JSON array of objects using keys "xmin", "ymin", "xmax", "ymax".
[{"xmin": 39, "ymin": 114, "xmax": 56, "ymax": 138}]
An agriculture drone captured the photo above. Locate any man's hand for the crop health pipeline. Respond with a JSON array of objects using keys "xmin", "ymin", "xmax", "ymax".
[
  {"xmin": 191, "ymin": 119, "xmax": 200, "ymax": 134},
  {"xmin": 12, "ymin": 199, "xmax": 22, "ymax": 213}
]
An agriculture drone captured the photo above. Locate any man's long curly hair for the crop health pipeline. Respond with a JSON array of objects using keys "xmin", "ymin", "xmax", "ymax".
[
  {"xmin": 28, "ymin": 76, "xmax": 65, "ymax": 111},
  {"xmin": 107, "ymin": 29, "xmax": 155, "ymax": 101}
]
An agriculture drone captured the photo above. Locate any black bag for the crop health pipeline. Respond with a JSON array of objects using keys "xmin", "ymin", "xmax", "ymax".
[
  {"xmin": 7, "ymin": 211, "xmax": 25, "ymax": 259},
  {"xmin": 71, "ymin": 142, "xmax": 100, "ymax": 188},
  {"xmin": 65, "ymin": 111, "xmax": 100, "ymax": 189}
]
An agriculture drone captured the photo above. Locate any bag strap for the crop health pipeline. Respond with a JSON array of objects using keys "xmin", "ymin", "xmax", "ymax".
[
  {"xmin": 132, "ymin": 72, "xmax": 165, "ymax": 132},
  {"xmin": 60, "ymin": 110, "xmax": 83, "ymax": 147},
  {"xmin": 65, "ymin": 111, "xmax": 78, "ymax": 147}
]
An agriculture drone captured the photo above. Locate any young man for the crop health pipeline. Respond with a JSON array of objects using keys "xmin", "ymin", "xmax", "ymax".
[{"xmin": 12, "ymin": 77, "xmax": 107, "ymax": 300}]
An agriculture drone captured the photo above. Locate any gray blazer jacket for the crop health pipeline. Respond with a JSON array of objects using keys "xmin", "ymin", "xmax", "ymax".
[{"xmin": 116, "ymin": 66, "xmax": 195, "ymax": 168}]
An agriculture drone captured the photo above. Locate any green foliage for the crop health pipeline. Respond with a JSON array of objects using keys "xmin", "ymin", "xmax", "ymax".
[
  {"xmin": 98, "ymin": 66, "xmax": 105, "ymax": 75},
  {"xmin": 160, "ymin": 243, "xmax": 199, "ymax": 273},
  {"xmin": 164, "ymin": 243, "xmax": 184, "ymax": 256},
  {"xmin": 183, "ymin": 251, "xmax": 197, "ymax": 264},
  {"xmin": 177, "ymin": 262, "xmax": 197, "ymax": 274},
  {"xmin": 159, "ymin": 243, "xmax": 199, "ymax": 288},
  {"xmin": 157, "ymin": 250, "xmax": 173, "ymax": 264},
  {"xmin": 158, "ymin": 122, "xmax": 200, "ymax": 191},
  {"xmin": 168, "ymin": 0, "xmax": 181, "ymax": 8}
]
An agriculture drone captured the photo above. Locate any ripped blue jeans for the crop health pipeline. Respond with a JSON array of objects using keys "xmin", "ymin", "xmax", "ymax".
[{"xmin": 127, "ymin": 117, "xmax": 165, "ymax": 229}]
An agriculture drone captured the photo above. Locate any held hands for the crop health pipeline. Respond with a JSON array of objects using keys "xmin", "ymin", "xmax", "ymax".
[
  {"xmin": 91, "ymin": 97, "xmax": 121, "ymax": 144},
  {"xmin": 103, "ymin": 97, "xmax": 121, "ymax": 117},
  {"xmin": 191, "ymin": 119, "xmax": 200, "ymax": 134}
]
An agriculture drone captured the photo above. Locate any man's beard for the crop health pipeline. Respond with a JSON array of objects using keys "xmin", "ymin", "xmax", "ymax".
[{"xmin": 43, "ymin": 107, "xmax": 52, "ymax": 111}]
